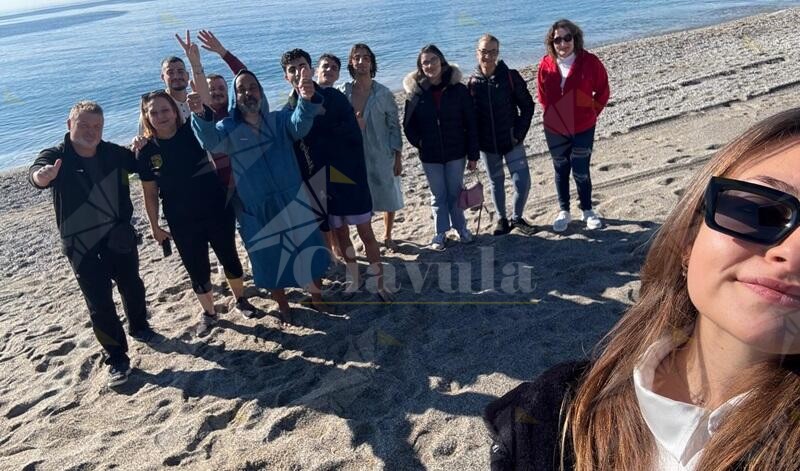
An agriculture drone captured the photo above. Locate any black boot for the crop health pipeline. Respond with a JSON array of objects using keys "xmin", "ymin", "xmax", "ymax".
[{"xmin": 493, "ymin": 217, "xmax": 511, "ymax": 236}]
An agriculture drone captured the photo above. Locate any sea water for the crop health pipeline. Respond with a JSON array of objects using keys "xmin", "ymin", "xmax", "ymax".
[{"xmin": 1, "ymin": 0, "xmax": 798, "ymax": 170}]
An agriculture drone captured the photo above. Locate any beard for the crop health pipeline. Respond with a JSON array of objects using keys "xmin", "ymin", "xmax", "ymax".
[
  {"xmin": 170, "ymin": 82, "xmax": 187, "ymax": 92},
  {"xmin": 238, "ymin": 96, "xmax": 260, "ymax": 114}
]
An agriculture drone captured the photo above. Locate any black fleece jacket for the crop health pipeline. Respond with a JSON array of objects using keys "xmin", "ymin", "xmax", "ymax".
[{"xmin": 28, "ymin": 134, "xmax": 137, "ymax": 255}]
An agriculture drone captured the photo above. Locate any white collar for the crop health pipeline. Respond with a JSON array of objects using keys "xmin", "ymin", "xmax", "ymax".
[
  {"xmin": 556, "ymin": 53, "xmax": 576, "ymax": 65},
  {"xmin": 633, "ymin": 336, "xmax": 748, "ymax": 467}
]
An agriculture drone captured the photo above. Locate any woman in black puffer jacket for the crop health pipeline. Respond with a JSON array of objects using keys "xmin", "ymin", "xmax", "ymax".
[{"xmin": 403, "ymin": 44, "xmax": 479, "ymax": 250}]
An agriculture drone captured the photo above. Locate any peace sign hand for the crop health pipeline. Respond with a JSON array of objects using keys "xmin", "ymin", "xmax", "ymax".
[{"xmin": 175, "ymin": 30, "xmax": 201, "ymax": 65}]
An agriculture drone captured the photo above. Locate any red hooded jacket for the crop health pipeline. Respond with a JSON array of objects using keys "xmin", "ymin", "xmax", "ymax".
[{"xmin": 536, "ymin": 50, "xmax": 610, "ymax": 136}]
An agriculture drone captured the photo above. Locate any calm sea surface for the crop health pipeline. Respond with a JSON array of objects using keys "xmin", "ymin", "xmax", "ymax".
[{"xmin": 1, "ymin": 0, "xmax": 798, "ymax": 170}]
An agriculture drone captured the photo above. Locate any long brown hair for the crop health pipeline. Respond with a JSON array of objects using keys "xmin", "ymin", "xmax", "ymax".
[
  {"xmin": 545, "ymin": 19, "xmax": 585, "ymax": 60},
  {"xmin": 139, "ymin": 90, "xmax": 182, "ymax": 139},
  {"xmin": 415, "ymin": 44, "xmax": 450, "ymax": 82},
  {"xmin": 564, "ymin": 108, "xmax": 800, "ymax": 470}
]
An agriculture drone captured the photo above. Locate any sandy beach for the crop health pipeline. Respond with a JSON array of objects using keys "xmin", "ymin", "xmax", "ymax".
[{"xmin": 2, "ymin": 8, "xmax": 800, "ymax": 470}]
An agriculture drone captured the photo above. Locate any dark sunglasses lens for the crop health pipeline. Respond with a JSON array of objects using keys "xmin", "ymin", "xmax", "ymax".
[
  {"xmin": 715, "ymin": 189, "xmax": 792, "ymax": 241},
  {"xmin": 554, "ymin": 34, "xmax": 573, "ymax": 44}
]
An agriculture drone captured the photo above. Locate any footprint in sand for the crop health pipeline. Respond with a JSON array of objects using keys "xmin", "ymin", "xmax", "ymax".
[
  {"xmin": 597, "ymin": 162, "xmax": 632, "ymax": 172},
  {"xmin": 5, "ymin": 389, "xmax": 58, "ymax": 419},
  {"xmin": 666, "ymin": 155, "xmax": 693, "ymax": 164}
]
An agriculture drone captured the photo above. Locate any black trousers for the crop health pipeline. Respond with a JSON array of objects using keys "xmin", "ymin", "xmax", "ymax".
[
  {"xmin": 170, "ymin": 207, "xmax": 244, "ymax": 295},
  {"xmin": 69, "ymin": 241, "xmax": 148, "ymax": 366}
]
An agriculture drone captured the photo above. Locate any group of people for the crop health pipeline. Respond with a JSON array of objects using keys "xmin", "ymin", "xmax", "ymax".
[
  {"xmin": 27, "ymin": 16, "xmax": 800, "ymax": 469},
  {"xmin": 30, "ymin": 19, "xmax": 610, "ymax": 387}
]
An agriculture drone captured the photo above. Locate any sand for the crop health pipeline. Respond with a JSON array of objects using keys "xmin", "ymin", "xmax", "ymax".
[{"xmin": 2, "ymin": 7, "xmax": 800, "ymax": 470}]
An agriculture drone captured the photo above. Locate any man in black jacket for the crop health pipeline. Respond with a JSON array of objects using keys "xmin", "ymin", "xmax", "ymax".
[
  {"xmin": 29, "ymin": 101, "xmax": 153, "ymax": 388},
  {"xmin": 469, "ymin": 34, "xmax": 536, "ymax": 235}
]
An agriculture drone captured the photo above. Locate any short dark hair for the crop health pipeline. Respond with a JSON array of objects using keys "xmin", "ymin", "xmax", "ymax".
[
  {"xmin": 347, "ymin": 43, "xmax": 377, "ymax": 78},
  {"xmin": 545, "ymin": 19, "xmax": 585, "ymax": 60},
  {"xmin": 206, "ymin": 73, "xmax": 225, "ymax": 82},
  {"xmin": 415, "ymin": 44, "xmax": 449, "ymax": 81},
  {"xmin": 160, "ymin": 56, "xmax": 184, "ymax": 69},
  {"xmin": 281, "ymin": 48, "xmax": 312, "ymax": 72},
  {"xmin": 317, "ymin": 53, "xmax": 341, "ymax": 70}
]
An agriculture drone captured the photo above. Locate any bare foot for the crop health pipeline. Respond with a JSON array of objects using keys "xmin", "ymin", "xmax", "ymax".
[
  {"xmin": 277, "ymin": 302, "xmax": 293, "ymax": 326},
  {"xmin": 383, "ymin": 238, "xmax": 398, "ymax": 252}
]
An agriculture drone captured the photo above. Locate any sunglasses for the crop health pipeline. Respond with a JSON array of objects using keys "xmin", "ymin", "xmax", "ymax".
[
  {"xmin": 704, "ymin": 176, "xmax": 800, "ymax": 245},
  {"xmin": 553, "ymin": 34, "xmax": 573, "ymax": 45}
]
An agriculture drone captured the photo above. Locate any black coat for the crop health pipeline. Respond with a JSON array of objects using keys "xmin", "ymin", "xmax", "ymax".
[
  {"xmin": 484, "ymin": 361, "xmax": 587, "ymax": 470},
  {"xmin": 402, "ymin": 65, "xmax": 479, "ymax": 164},
  {"xmin": 485, "ymin": 360, "xmax": 753, "ymax": 470},
  {"xmin": 29, "ymin": 134, "xmax": 137, "ymax": 258},
  {"xmin": 286, "ymin": 84, "xmax": 372, "ymax": 217},
  {"xmin": 468, "ymin": 60, "xmax": 535, "ymax": 155}
]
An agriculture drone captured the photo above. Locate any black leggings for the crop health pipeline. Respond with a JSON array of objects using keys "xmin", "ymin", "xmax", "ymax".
[{"xmin": 170, "ymin": 207, "xmax": 244, "ymax": 294}]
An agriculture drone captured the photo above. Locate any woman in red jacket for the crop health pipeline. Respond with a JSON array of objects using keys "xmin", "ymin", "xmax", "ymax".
[{"xmin": 536, "ymin": 19, "xmax": 610, "ymax": 232}]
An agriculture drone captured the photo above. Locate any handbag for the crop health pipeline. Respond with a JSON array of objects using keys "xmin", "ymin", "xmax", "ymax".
[
  {"xmin": 458, "ymin": 180, "xmax": 484, "ymax": 209},
  {"xmin": 458, "ymin": 171, "xmax": 487, "ymax": 234}
]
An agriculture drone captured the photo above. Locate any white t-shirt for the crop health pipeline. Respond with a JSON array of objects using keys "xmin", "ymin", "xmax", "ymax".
[
  {"xmin": 173, "ymin": 95, "xmax": 191, "ymax": 122},
  {"xmin": 633, "ymin": 337, "xmax": 747, "ymax": 470},
  {"xmin": 556, "ymin": 53, "xmax": 576, "ymax": 90}
]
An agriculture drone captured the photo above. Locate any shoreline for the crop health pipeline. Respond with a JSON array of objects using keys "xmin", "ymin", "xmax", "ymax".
[
  {"xmin": 2, "ymin": 6, "xmax": 799, "ymax": 175},
  {"xmin": 3, "ymin": 6, "xmax": 800, "ymax": 470}
]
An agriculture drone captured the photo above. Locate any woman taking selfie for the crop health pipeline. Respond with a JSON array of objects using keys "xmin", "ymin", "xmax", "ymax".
[
  {"xmin": 485, "ymin": 108, "xmax": 800, "ymax": 470},
  {"xmin": 537, "ymin": 19, "xmax": 610, "ymax": 232},
  {"xmin": 403, "ymin": 44, "xmax": 479, "ymax": 250},
  {"xmin": 137, "ymin": 90, "xmax": 253, "ymax": 337}
]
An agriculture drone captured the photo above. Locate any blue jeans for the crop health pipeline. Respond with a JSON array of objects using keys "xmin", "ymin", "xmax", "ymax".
[
  {"xmin": 422, "ymin": 159, "xmax": 467, "ymax": 234},
  {"xmin": 544, "ymin": 127, "xmax": 596, "ymax": 211},
  {"xmin": 480, "ymin": 143, "xmax": 530, "ymax": 220}
]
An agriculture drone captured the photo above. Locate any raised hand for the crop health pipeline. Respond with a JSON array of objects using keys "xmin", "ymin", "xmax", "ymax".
[
  {"xmin": 187, "ymin": 91, "xmax": 204, "ymax": 114},
  {"xmin": 33, "ymin": 158, "xmax": 62, "ymax": 187},
  {"xmin": 175, "ymin": 30, "xmax": 201, "ymax": 65},
  {"xmin": 298, "ymin": 66, "xmax": 315, "ymax": 101},
  {"xmin": 197, "ymin": 30, "xmax": 227, "ymax": 57}
]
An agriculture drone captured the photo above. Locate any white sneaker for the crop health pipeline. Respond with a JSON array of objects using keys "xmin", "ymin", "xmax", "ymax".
[
  {"xmin": 582, "ymin": 210, "xmax": 602, "ymax": 230},
  {"xmin": 552, "ymin": 210, "xmax": 571, "ymax": 232},
  {"xmin": 458, "ymin": 228, "xmax": 474, "ymax": 244},
  {"xmin": 430, "ymin": 233, "xmax": 447, "ymax": 251}
]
